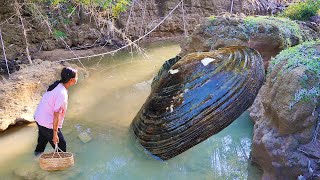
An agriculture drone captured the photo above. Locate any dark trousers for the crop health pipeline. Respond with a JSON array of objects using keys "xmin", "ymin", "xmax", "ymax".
[{"xmin": 35, "ymin": 122, "xmax": 67, "ymax": 153}]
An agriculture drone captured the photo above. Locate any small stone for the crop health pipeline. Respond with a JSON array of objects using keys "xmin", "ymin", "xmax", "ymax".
[
  {"xmin": 78, "ymin": 131, "xmax": 92, "ymax": 143},
  {"xmin": 258, "ymin": 25, "xmax": 265, "ymax": 33}
]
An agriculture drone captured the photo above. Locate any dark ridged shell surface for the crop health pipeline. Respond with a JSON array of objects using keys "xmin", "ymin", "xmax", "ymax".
[{"xmin": 131, "ymin": 46, "xmax": 265, "ymax": 160}]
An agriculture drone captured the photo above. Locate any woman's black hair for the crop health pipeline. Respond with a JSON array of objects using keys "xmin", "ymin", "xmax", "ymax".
[{"xmin": 47, "ymin": 67, "xmax": 77, "ymax": 91}]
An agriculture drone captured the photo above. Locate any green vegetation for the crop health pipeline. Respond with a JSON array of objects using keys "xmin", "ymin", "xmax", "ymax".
[
  {"xmin": 243, "ymin": 16, "xmax": 303, "ymax": 48},
  {"xmin": 30, "ymin": 0, "xmax": 131, "ymax": 18},
  {"xmin": 53, "ymin": 29, "xmax": 67, "ymax": 39},
  {"xmin": 269, "ymin": 41, "xmax": 320, "ymax": 108},
  {"xmin": 280, "ymin": 0, "xmax": 320, "ymax": 21},
  {"xmin": 25, "ymin": 0, "xmax": 131, "ymax": 42},
  {"xmin": 208, "ymin": 15, "xmax": 216, "ymax": 22},
  {"xmin": 270, "ymin": 40, "xmax": 320, "ymax": 74}
]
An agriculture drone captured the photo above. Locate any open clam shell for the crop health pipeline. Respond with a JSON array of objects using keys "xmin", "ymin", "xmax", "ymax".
[{"xmin": 131, "ymin": 46, "xmax": 265, "ymax": 160}]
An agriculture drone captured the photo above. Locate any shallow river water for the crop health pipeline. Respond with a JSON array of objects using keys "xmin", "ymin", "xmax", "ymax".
[{"xmin": 0, "ymin": 41, "xmax": 261, "ymax": 180}]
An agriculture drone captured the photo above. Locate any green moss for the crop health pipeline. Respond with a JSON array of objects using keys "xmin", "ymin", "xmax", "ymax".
[
  {"xmin": 243, "ymin": 16, "xmax": 303, "ymax": 48},
  {"xmin": 269, "ymin": 40, "xmax": 320, "ymax": 109},
  {"xmin": 269, "ymin": 40, "xmax": 320, "ymax": 74}
]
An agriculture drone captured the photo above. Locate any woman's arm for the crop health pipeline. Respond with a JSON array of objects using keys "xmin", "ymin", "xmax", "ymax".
[{"xmin": 52, "ymin": 111, "xmax": 60, "ymax": 145}]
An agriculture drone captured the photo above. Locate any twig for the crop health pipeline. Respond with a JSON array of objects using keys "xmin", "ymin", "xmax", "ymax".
[
  {"xmin": 230, "ymin": 0, "xmax": 234, "ymax": 14},
  {"xmin": 28, "ymin": 3, "xmax": 53, "ymax": 34},
  {"xmin": 181, "ymin": 0, "xmax": 188, "ymax": 37},
  {"xmin": 139, "ymin": 0, "xmax": 147, "ymax": 37},
  {"xmin": 0, "ymin": 14, "xmax": 16, "ymax": 26},
  {"xmin": 57, "ymin": 0, "xmax": 183, "ymax": 63},
  {"xmin": 14, "ymin": 1, "xmax": 32, "ymax": 64},
  {"xmin": 297, "ymin": 148, "xmax": 311, "ymax": 156},
  {"xmin": 58, "ymin": 37, "xmax": 86, "ymax": 69},
  {"xmin": 108, "ymin": 20, "xmax": 148, "ymax": 58},
  {"xmin": 0, "ymin": 29, "xmax": 10, "ymax": 76},
  {"xmin": 312, "ymin": 113, "xmax": 320, "ymax": 143},
  {"xmin": 68, "ymin": 4, "xmax": 79, "ymax": 18},
  {"xmin": 125, "ymin": 0, "xmax": 135, "ymax": 33}
]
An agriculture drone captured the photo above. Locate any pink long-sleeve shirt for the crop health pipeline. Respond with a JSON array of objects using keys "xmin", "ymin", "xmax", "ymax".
[{"xmin": 34, "ymin": 83, "xmax": 68, "ymax": 129}]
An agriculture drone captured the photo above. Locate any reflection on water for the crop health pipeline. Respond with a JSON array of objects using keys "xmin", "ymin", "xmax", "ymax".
[{"xmin": 0, "ymin": 41, "xmax": 261, "ymax": 179}]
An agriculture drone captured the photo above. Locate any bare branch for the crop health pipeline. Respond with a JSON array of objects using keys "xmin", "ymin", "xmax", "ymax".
[
  {"xmin": 0, "ymin": 14, "xmax": 16, "ymax": 26},
  {"xmin": 14, "ymin": 1, "xmax": 32, "ymax": 64},
  {"xmin": 125, "ymin": 0, "xmax": 135, "ymax": 33},
  {"xmin": 58, "ymin": 37, "xmax": 86, "ymax": 69},
  {"xmin": 0, "ymin": 29, "xmax": 10, "ymax": 76},
  {"xmin": 230, "ymin": 0, "xmax": 234, "ymax": 14},
  {"xmin": 181, "ymin": 0, "xmax": 188, "ymax": 37},
  {"xmin": 56, "ymin": 0, "xmax": 183, "ymax": 63}
]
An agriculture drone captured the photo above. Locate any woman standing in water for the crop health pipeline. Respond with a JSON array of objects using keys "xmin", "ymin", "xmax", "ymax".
[{"xmin": 34, "ymin": 67, "xmax": 78, "ymax": 156}]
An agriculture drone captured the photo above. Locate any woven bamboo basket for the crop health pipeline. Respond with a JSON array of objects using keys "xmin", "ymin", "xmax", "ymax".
[{"xmin": 39, "ymin": 145, "xmax": 74, "ymax": 171}]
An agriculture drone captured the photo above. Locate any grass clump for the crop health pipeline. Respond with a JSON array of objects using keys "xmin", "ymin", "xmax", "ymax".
[
  {"xmin": 280, "ymin": 0, "xmax": 320, "ymax": 21},
  {"xmin": 53, "ymin": 29, "xmax": 67, "ymax": 39}
]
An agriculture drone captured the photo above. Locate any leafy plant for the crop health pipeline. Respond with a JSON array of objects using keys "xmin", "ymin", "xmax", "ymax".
[{"xmin": 281, "ymin": 0, "xmax": 320, "ymax": 21}]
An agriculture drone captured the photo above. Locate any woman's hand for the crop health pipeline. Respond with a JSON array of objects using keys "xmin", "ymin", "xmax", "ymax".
[{"xmin": 53, "ymin": 132, "xmax": 59, "ymax": 145}]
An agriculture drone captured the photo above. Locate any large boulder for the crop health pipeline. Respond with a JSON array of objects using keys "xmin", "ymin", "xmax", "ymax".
[
  {"xmin": 180, "ymin": 15, "xmax": 320, "ymax": 70},
  {"xmin": 249, "ymin": 41, "xmax": 320, "ymax": 179}
]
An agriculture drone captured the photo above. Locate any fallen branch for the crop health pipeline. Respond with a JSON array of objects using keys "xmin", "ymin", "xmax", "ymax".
[
  {"xmin": 14, "ymin": 1, "xmax": 32, "ymax": 64},
  {"xmin": 0, "ymin": 29, "xmax": 10, "ymax": 76}
]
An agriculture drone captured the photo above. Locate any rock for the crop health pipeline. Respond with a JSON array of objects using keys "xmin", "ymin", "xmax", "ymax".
[
  {"xmin": 32, "ymin": 59, "xmax": 43, "ymax": 64},
  {"xmin": 249, "ymin": 41, "xmax": 320, "ymax": 179},
  {"xmin": 0, "ymin": 60, "xmax": 20, "ymax": 75},
  {"xmin": 180, "ymin": 15, "xmax": 320, "ymax": 71},
  {"xmin": 310, "ymin": 15, "xmax": 320, "ymax": 24},
  {"xmin": 75, "ymin": 124, "xmax": 92, "ymax": 143},
  {"xmin": 78, "ymin": 131, "xmax": 92, "ymax": 143}
]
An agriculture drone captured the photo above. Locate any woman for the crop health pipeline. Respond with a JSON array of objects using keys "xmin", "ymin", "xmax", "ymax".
[{"xmin": 34, "ymin": 67, "xmax": 78, "ymax": 156}]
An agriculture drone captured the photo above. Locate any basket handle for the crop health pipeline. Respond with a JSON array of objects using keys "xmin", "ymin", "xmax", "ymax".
[{"xmin": 52, "ymin": 144, "xmax": 63, "ymax": 158}]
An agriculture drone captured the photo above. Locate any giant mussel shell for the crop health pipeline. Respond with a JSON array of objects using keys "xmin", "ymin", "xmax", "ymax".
[{"xmin": 131, "ymin": 46, "xmax": 265, "ymax": 160}]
